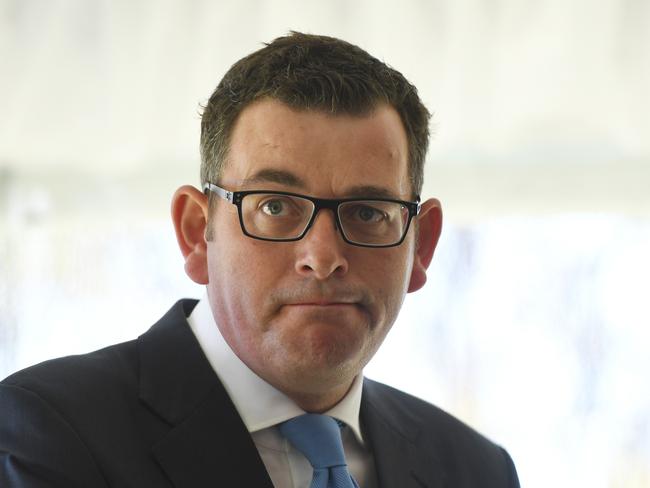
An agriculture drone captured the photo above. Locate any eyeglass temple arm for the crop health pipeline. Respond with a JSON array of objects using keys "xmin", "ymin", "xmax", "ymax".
[{"xmin": 203, "ymin": 183, "xmax": 234, "ymax": 203}]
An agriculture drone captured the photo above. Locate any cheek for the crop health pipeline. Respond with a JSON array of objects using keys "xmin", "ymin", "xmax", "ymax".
[
  {"xmin": 366, "ymin": 246, "xmax": 414, "ymax": 320},
  {"xmin": 368, "ymin": 244, "xmax": 414, "ymax": 288},
  {"xmin": 207, "ymin": 238, "xmax": 289, "ymax": 323}
]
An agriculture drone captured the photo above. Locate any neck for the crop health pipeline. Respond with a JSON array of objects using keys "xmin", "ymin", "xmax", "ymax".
[{"xmin": 286, "ymin": 380, "xmax": 355, "ymax": 413}]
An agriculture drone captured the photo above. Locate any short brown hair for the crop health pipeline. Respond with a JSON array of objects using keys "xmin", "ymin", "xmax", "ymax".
[{"xmin": 200, "ymin": 31, "xmax": 430, "ymax": 197}]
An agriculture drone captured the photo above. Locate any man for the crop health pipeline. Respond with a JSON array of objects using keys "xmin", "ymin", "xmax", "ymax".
[{"xmin": 0, "ymin": 32, "xmax": 519, "ymax": 487}]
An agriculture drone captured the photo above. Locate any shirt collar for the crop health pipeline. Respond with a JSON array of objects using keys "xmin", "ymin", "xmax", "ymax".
[{"xmin": 186, "ymin": 294, "xmax": 366, "ymax": 445}]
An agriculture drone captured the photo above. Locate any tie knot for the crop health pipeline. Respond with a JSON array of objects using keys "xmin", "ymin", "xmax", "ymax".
[{"xmin": 279, "ymin": 414, "xmax": 346, "ymax": 469}]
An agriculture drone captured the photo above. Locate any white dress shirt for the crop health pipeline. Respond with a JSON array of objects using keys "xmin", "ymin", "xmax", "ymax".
[{"xmin": 187, "ymin": 295, "xmax": 377, "ymax": 488}]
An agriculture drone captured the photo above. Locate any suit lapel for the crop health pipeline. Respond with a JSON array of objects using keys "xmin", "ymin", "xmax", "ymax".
[
  {"xmin": 361, "ymin": 379, "xmax": 447, "ymax": 488},
  {"xmin": 151, "ymin": 385, "xmax": 273, "ymax": 487},
  {"xmin": 138, "ymin": 300, "xmax": 273, "ymax": 488}
]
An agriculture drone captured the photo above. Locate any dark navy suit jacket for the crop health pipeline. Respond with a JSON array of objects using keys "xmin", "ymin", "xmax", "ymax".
[{"xmin": 0, "ymin": 300, "xmax": 520, "ymax": 487}]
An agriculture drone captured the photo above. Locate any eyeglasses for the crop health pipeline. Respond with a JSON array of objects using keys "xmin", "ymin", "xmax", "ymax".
[{"xmin": 203, "ymin": 183, "xmax": 421, "ymax": 248}]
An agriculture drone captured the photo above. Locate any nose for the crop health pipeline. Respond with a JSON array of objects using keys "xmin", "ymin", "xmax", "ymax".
[{"xmin": 294, "ymin": 210, "xmax": 349, "ymax": 280}]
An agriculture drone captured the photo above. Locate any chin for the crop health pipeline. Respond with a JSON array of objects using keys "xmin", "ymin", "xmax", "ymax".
[
  {"xmin": 262, "ymin": 316, "xmax": 373, "ymax": 387},
  {"xmin": 281, "ymin": 358, "xmax": 359, "ymax": 397},
  {"xmin": 284, "ymin": 335, "xmax": 367, "ymax": 383},
  {"xmin": 301, "ymin": 322, "xmax": 366, "ymax": 359}
]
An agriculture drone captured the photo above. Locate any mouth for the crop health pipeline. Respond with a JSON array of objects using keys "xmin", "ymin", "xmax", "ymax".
[
  {"xmin": 280, "ymin": 302, "xmax": 368, "ymax": 332},
  {"xmin": 284, "ymin": 301, "xmax": 360, "ymax": 309},
  {"xmin": 271, "ymin": 285, "xmax": 372, "ymax": 318},
  {"xmin": 274, "ymin": 291, "xmax": 374, "ymax": 332}
]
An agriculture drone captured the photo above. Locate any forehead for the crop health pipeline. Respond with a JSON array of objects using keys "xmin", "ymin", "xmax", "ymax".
[{"xmin": 223, "ymin": 99, "xmax": 411, "ymax": 199}]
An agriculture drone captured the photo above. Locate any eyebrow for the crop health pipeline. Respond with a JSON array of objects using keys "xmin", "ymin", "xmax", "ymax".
[
  {"xmin": 342, "ymin": 185, "xmax": 400, "ymax": 200},
  {"xmin": 240, "ymin": 168, "xmax": 402, "ymax": 200},
  {"xmin": 240, "ymin": 169, "xmax": 306, "ymax": 188}
]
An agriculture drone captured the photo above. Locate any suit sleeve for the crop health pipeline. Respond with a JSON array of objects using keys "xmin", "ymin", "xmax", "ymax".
[
  {"xmin": 501, "ymin": 447, "xmax": 520, "ymax": 488},
  {"xmin": 0, "ymin": 384, "xmax": 108, "ymax": 488}
]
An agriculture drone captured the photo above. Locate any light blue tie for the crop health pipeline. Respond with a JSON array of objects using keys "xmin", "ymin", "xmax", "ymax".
[{"xmin": 280, "ymin": 414, "xmax": 360, "ymax": 488}]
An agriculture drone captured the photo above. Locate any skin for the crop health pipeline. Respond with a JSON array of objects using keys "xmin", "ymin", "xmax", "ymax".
[{"xmin": 171, "ymin": 99, "xmax": 442, "ymax": 412}]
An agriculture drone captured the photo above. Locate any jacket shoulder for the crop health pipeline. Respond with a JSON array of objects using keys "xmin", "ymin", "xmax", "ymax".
[
  {"xmin": 362, "ymin": 378, "xmax": 520, "ymax": 487},
  {"xmin": 0, "ymin": 341, "xmax": 143, "ymax": 487},
  {"xmin": 2, "ymin": 338, "xmax": 140, "ymax": 406},
  {"xmin": 1, "ymin": 299, "xmax": 199, "ymax": 401},
  {"xmin": 364, "ymin": 377, "xmax": 490, "ymax": 441}
]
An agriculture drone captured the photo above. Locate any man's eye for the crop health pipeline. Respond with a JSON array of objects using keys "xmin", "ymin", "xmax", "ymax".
[
  {"xmin": 352, "ymin": 205, "xmax": 386, "ymax": 223},
  {"xmin": 259, "ymin": 197, "xmax": 302, "ymax": 217},
  {"xmin": 261, "ymin": 199, "xmax": 286, "ymax": 216}
]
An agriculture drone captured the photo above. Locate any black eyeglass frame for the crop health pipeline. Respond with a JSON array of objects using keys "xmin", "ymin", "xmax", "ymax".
[{"xmin": 203, "ymin": 182, "xmax": 421, "ymax": 248}]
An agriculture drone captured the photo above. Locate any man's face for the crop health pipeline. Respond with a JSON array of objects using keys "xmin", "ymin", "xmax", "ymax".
[{"xmin": 205, "ymin": 99, "xmax": 425, "ymax": 407}]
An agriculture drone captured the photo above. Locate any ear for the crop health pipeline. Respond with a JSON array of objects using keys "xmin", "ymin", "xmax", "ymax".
[
  {"xmin": 407, "ymin": 198, "xmax": 443, "ymax": 293},
  {"xmin": 171, "ymin": 185, "xmax": 210, "ymax": 284}
]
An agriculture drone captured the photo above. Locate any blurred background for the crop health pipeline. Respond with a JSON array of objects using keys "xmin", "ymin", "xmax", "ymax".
[{"xmin": 1, "ymin": 0, "xmax": 649, "ymax": 486}]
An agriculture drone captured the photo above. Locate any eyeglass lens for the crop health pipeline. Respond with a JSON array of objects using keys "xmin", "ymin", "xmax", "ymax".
[{"xmin": 240, "ymin": 193, "xmax": 409, "ymax": 245}]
